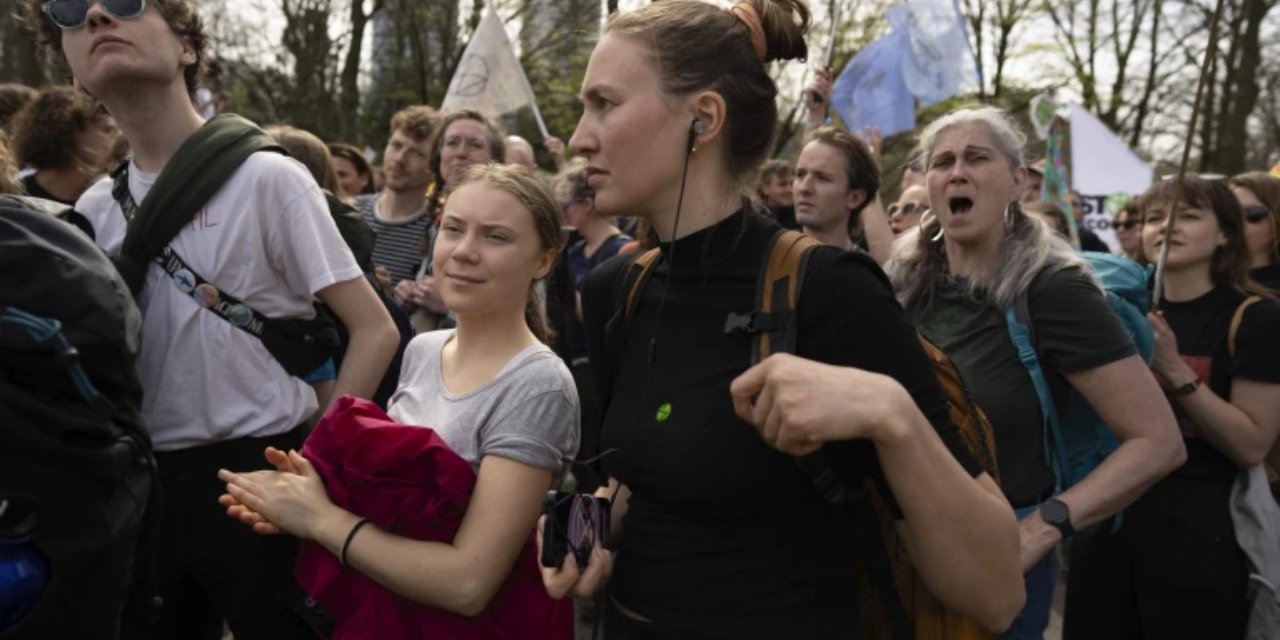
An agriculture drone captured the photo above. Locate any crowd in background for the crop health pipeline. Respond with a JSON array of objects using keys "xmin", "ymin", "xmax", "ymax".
[{"xmin": 2, "ymin": 0, "xmax": 1279, "ymax": 639}]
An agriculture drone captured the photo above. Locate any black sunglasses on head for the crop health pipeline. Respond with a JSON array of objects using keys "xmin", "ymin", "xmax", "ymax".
[
  {"xmin": 43, "ymin": 0, "xmax": 147, "ymax": 30},
  {"xmin": 1244, "ymin": 206, "xmax": 1272, "ymax": 224}
]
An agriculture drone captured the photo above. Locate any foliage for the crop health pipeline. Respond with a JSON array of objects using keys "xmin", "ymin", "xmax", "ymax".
[{"xmin": 0, "ymin": 0, "xmax": 1276, "ymax": 175}]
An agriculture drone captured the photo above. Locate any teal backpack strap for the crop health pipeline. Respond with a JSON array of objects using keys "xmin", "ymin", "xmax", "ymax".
[{"xmin": 1005, "ymin": 294, "xmax": 1065, "ymax": 496}]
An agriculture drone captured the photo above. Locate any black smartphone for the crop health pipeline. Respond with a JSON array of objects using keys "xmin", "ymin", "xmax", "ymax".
[{"xmin": 540, "ymin": 491, "xmax": 610, "ymax": 569}]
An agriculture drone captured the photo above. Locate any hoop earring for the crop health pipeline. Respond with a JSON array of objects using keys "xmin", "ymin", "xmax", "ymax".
[{"xmin": 921, "ymin": 211, "xmax": 944, "ymax": 242}]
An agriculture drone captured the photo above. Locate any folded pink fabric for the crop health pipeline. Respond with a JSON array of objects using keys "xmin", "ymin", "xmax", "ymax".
[{"xmin": 296, "ymin": 395, "xmax": 572, "ymax": 640}]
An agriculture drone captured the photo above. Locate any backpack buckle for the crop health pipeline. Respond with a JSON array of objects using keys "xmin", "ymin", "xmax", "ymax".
[{"xmin": 724, "ymin": 311, "xmax": 758, "ymax": 335}]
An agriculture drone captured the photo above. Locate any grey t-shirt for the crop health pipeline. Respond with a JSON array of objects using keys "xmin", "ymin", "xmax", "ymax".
[{"xmin": 387, "ymin": 330, "xmax": 580, "ymax": 477}]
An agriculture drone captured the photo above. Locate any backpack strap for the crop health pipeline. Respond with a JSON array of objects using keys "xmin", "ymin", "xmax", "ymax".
[
  {"xmin": 591, "ymin": 248, "xmax": 662, "ymax": 421},
  {"xmin": 741, "ymin": 229, "xmax": 822, "ymax": 363},
  {"xmin": 112, "ymin": 115, "xmax": 284, "ymax": 297},
  {"xmin": 622, "ymin": 248, "xmax": 662, "ymax": 323},
  {"xmin": 731, "ymin": 230, "xmax": 913, "ymax": 640},
  {"xmin": 1007, "ymin": 293, "xmax": 1065, "ymax": 496},
  {"xmin": 1229, "ymin": 296, "xmax": 1263, "ymax": 359}
]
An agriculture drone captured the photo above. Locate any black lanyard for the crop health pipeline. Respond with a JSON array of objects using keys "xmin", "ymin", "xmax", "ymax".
[{"xmin": 111, "ymin": 162, "xmax": 139, "ymax": 222}]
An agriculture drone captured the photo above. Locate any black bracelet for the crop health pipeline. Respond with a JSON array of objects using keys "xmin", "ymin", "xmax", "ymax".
[{"xmin": 340, "ymin": 517, "xmax": 371, "ymax": 567}]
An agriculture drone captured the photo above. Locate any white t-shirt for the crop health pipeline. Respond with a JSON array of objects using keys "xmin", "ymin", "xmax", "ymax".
[{"xmin": 76, "ymin": 152, "xmax": 362, "ymax": 450}]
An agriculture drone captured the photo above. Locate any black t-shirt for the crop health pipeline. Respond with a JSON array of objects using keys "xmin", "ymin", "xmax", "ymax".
[
  {"xmin": 910, "ymin": 266, "xmax": 1137, "ymax": 507},
  {"xmin": 768, "ymin": 203, "xmax": 800, "ymax": 230},
  {"xmin": 582, "ymin": 208, "xmax": 980, "ymax": 639},
  {"xmin": 1251, "ymin": 264, "xmax": 1280, "ymax": 293},
  {"xmin": 1078, "ymin": 228, "xmax": 1109, "ymax": 253},
  {"xmin": 1159, "ymin": 287, "xmax": 1280, "ymax": 481},
  {"xmin": 21, "ymin": 173, "xmax": 76, "ymax": 206}
]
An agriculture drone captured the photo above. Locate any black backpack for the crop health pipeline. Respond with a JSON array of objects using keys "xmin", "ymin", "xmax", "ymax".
[{"xmin": 0, "ymin": 196, "xmax": 158, "ymax": 639}]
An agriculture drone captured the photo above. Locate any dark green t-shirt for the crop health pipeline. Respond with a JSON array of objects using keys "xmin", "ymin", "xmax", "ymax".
[{"xmin": 910, "ymin": 265, "xmax": 1136, "ymax": 507}]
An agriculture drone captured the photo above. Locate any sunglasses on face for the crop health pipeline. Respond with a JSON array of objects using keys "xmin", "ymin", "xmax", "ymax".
[
  {"xmin": 42, "ymin": 0, "xmax": 147, "ymax": 30},
  {"xmin": 887, "ymin": 202, "xmax": 920, "ymax": 217},
  {"xmin": 1244, "ymin": 206, "xmax": 1272, "ymax": 224},
  {"xmin": 1114, "ymin": 221, "xmax": 1140, "ymax": 231}
]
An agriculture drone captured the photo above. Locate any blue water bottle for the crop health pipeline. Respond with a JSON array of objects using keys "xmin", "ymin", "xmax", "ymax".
[{"xmin": 0, "ymin": 494, "xmax": 48, "ymax": 633}]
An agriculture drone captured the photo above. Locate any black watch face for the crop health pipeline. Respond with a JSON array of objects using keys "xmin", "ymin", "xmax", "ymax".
[{"xmin": 1042, "ymin": 499, "xmax": 1068, "ymax": 524}]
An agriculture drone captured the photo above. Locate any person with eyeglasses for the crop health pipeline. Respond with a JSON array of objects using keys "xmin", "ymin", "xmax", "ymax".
[
  {"xmin": 22, "ymin": 0, "xmax": 401, "ymax": 637},
  {"xmin": 397, "ymin": 109, "xmax": 507, "ymax": 332},
  {"xmin": 552, "ymin": 160, "xmax": 630, "ymax": 494},
  {"xmin": 1229, "ymin": 171, "xmax": 1280, "ymax": 292},
  {"xmin": 1111, "ymin": 201, "xmax": 1145, "ymax": 262},
  {"xmin": 1064, "ymin": 175, "xmax": 1280, "ymax": 640},
  {"xmin": 888, "ymin": 183, "xmax": 928, "ymax": 236}
]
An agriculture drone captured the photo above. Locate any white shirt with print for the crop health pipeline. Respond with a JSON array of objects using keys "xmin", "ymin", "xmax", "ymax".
[{"xmin": 76, "ymin": 152, "xmax": 361, "ymax": 450}]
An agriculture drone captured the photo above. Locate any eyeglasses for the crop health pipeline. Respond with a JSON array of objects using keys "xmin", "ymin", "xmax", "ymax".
[
  {"xmin": 42, "ymin": 0, "xmax": 146, "ymax": 30},
  {"xmin": 1244, "ymin": 206, "xmax": 1272, "ymax": 224},
  {"xmin": 1114, "ymin": 221, "xmax": 1140, "ymax": 231},
  {"xmin": 888, "ymin": 202, "xmax": 920, "ymax": 217}
]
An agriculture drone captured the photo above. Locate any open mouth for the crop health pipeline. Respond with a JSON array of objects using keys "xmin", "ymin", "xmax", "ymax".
[{"xmin": 949, "ymin": 197, "xmax": 974, "ymax": 215}]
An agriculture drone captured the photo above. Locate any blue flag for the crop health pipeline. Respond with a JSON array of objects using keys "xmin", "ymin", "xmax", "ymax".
[
  {"xmin": 891, "ymin": 0, "xmax": 980, "ymax": 106},
  {"xmin": 831, "ymin": 27, "xmax": 916, "ymax": 137}
]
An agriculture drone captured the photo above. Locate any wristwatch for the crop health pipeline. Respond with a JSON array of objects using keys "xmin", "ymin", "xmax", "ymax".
[
  {"xmin": 1169, "ymin": 377, "xmax": 1202, "ymax": 397},
  {"xmin": 1039, "ymin": 498, "xmax": 1074, "ymax": 539}
]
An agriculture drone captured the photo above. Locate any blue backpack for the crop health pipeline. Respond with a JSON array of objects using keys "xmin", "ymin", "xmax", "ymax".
[{"xmin": 1005, "ymin": 253, "xmax": 1154, "ymax": 502}]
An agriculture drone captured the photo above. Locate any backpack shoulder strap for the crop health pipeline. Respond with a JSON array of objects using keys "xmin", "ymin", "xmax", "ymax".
[
  {"xmin": 757, "ymin": 229, "xmax": 822, "ymax": 362},
  {"xmin": 1229, "ymin": 295, "xmax": 1263, "ymax": 359},
  {"xmin": 745, "ymin": 231, "xmax": 911, "ymax": 640},
  {"xmin": 621, "ymin": 247, "xmax": 662, "ymax": 323},
  {"xmin": 1005, "ymin": 293, "xmax": 1064, "ymax": 494},
  {"xmin": 590, "ymin": 248, "xmax": 661, "ymax": 419},
  {"xmin": 722, "ymin": 229, "xmax": 822, "ymax": 363},
  {"xmin": 114, "ymin": 115, "xmax": 285, "ymax": 296}
]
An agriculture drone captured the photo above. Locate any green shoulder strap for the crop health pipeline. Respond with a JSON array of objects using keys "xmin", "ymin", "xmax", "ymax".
[{"xmin": 114, "ymin": 114, "xmax": 284, "ymax": 295}]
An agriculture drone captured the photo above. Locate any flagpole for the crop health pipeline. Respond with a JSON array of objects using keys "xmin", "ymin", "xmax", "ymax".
[
  {"xmin": 821, "ymin": 0, "xmax": 841, "ymax": 122},
  {"xmin": 1152, "ymin": 0, "xmax": 1226, "ymax": 307}
]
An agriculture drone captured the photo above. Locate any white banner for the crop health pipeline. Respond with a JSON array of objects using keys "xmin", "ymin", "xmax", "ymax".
[
  {"xmin": 441, "ymin": 8, "xmax": 544, "ymax": 134},
  {"xmin": 1069, "ymin": 104, "xmax": 1154, "ymax": 250}
]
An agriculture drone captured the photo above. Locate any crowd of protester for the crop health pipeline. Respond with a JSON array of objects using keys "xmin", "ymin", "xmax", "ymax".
[{"xmin": 2, "ymin": 0, "xmax": 1279, "ymax": 639}]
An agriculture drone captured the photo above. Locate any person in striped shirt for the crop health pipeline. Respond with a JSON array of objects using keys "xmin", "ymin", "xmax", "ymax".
[{"xmin": 356, "ymin": 106, "xmax": 440, "ymax": 304}]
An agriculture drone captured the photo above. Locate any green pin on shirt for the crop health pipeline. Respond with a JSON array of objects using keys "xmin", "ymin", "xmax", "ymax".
[{"xmin": 656, "ymin": 402, "xmax": 672, "ymax": 423}]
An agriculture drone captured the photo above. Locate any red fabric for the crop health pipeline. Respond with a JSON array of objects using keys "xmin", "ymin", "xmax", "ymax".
[{"xmin": 295, "ymin": 396, "xmax": 572, "ymax": 640}]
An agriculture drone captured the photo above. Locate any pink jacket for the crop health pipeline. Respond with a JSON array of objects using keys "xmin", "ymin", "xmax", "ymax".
[{"xmin": 296, "ymin": 396, "xmax": 572, "ymax": 640}]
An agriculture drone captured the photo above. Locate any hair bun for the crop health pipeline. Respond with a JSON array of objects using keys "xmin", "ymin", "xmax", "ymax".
[{"xmin": 750, "ymin": 0, "xmax": 810, "ymax": 64}]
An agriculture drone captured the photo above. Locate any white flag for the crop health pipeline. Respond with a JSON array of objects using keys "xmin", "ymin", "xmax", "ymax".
[
  {"xmin": 442, "ymin": 9, "xmax": 540, "ymax": 124},
  {"xmin": 1069, "ymin": 104, "xmax": 1154, "ymax": 250},
  {"xmin": 889, "ymin": 0, "xmax": 979, "ymax": 106}
]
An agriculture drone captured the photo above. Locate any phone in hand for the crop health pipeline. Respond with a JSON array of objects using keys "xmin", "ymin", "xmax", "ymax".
[{"xmin": 540, "ymin": 491, "xmax": 610, "ymax": 569}]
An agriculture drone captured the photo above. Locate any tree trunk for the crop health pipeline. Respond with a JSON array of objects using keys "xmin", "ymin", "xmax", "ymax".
[
  {"xmin": 1129, "ymin": 0, "xmax": 1162, "ymax": 148},
  {"xmin": 339, "ymin": 0, "xmax": 383, "ymax": 142},
  {"xmin": 1215, "ymin": 0, "xmax": 1266, "ymax": 174}
]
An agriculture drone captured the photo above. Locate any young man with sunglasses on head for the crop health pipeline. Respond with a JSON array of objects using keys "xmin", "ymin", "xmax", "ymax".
[{"xmin": 24, "ymin": 1, "xmax": 399, "ymax": 638}]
